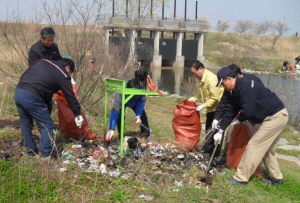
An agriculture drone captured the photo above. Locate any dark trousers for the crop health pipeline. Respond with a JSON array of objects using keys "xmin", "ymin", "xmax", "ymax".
[
  {"xmin": 15, "ymin": 88, "xmax": 54, "ymax": 157},
  {"xmin": 117, "ymin": 107, "xmax": 150, "ymax": 137},
  {"xmin": 202, "ymin": 111, "xmax": 224, "ymax": 158}
]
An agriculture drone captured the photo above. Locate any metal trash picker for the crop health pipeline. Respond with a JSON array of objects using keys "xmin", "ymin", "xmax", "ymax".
[
  {"xmin": 139, "ymin": 123, "xmax": 153, "ymax": 133},
  {"xmin": 205, "ymin": 140, "xmax": 220, "ymax": 173},
  {"xmin": 197, "ymin": 119, "xmax": 222, "ymax": 152}
]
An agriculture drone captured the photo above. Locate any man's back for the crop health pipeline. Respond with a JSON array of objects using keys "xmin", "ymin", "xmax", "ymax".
[{"xmin": 18, "ymin": 59, "xmax": 69, "ymax": 102}]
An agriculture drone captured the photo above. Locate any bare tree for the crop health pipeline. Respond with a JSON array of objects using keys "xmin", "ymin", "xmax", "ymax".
[
  {"xmin": 272, "ymin": 20, "xmax": 290, "ymax": 36},
  {"xmin": 197, "ymin": 16, "xmax": 211, "ymax": 30},
  {"xmin": 253, "ymin": 20, "xmax": 273, "ymax": 35},
  {"xmin": 234, "ymin": 20, "xmax": 253, "ymax": 34},
  {"xmin": 216, "ymin": 20, "xmax": 230, "ymax": 32}
]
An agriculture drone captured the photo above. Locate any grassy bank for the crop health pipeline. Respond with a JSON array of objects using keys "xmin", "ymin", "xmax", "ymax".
[
  {"xmin": 203, "ymin": 32, "xmax": 300, "ymax": 72},
  {"xmin": 0, "ymin": 95, "xmax": 300, "ymax": 202},
  {"xmin": 0, "ymin": 21, "xmax": 300, "ymax": 202}
]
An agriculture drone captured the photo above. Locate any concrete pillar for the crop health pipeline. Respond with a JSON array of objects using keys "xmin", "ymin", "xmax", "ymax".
[
  {"xmin": 151, "ymin": 31, "xmax": 162, "ymax": 85},
  {"xmin": 196, "ymin": 33, "xmax": 205, "ymax": 61},
  {"xmin": 175, "ymin": 32, "xmax": 182, "ymax": 56},
  {"xmin": 153, "ymin": 31, "xmax": 160, "ymax": 55},
  {"xmin": 103, "ymin": 28, "xmax": 110, "ymax": 55},
  {"xmin": 151, "ymin": 31, "xmax": 162, "ymax": 68},
  {"xmin": 128, "ymin": 29, "xmax": 137, "ymax": 65},
  {"xmin": 174, "ymin": 32, "xmax": 185, "ymax": 68}
]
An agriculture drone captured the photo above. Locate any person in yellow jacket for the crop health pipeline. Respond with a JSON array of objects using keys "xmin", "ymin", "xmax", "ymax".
[{"xmin": 188, "ymin": 60, "xmax": 224, "ymax": 157}]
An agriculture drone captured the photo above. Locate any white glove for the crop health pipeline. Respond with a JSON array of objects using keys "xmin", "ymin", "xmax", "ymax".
[
  {"xmin": 134, "ymin": 116, "xmax": 142, "ymax": 124},
  {"xmin": 105, "ymin": 130, "xmax": 114, "ymax": 142},
  {"xmin": 196, "ymin": 105, "xmax": 203, "ymax": 111},
  {"xmin": 212, "ymin": 119, "xmax": 219, "ymax": 129},
  {"xmin": 230, "ymin": 118, "xmax": 242, "ymax": 126},
  {"xmin": 75, "ymin": 115, "xmax": 84, "ymax": 128},
  {"xmin": 213, "ymin": 132, "xmax": 223, "ymax": 145},
  {"xmin": 188, "ymin": 97, "xmax": 196, "ymax": 102}
]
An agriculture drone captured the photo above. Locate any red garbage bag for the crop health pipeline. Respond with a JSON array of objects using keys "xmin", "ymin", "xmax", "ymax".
[
  {"xmin": 289, "ymin": 65, "xmax": 296, "ymax": 71},
  {"xmin": 227, "ymin": 121, "xmax": 264, "ymax": 178},
  {"xmin": 173, "ymin": 99, "xmax": 201, "ymax": 151},
  {"xmin": 147, "ymin": 75, "xmax": 163, "ymax": 96},
  {"xmin": 54, "ymin": 82, "xmax": 96, "ymax": 140}
]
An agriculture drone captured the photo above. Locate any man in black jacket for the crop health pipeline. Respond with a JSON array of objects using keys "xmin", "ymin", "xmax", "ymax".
[
  {"xmin": 15, "ymin": 58, "xmax": 83, "ymax": 158},
  {"xmin": 212, "ymin": 64, "xmax": 263, "ymax": 166},
  {"xmin": 214, "ymin": 67, "xmax": 288, "ymax": 186},
  {"xmin": 28, "ymin": 27, "xmax": 62, "ymax": 66},
  {"xmin": 28, "ymin": 27, "xmax": 62, "ymax": 113}
]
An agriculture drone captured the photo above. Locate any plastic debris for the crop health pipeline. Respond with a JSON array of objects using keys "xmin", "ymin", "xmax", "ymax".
[
  {"xmin": 138, "ymin": 193, "xmax": 145, "ymax": 198},
  {"xmin": 53, "ymin": 167, "xmax": 67, "ymax": 172},
  {"xmin": 144, "ymin": 195, "xmax": 154, "ymax": 201},
  {"xmin": 121, "ymin": 173, "xmax": 132, "ymax": 180},
  {"xmin": 99, "ymin": 163, "xmax": 107, "ymax": 174},
  {"xmin": 109, "ymin": 169, "xmax": 120, "ymax": 177}
]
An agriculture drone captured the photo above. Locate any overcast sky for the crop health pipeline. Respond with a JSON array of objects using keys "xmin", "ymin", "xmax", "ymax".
[{"xmin": 0, "ymin": 0, "xmax": 299, "ymax": 36}]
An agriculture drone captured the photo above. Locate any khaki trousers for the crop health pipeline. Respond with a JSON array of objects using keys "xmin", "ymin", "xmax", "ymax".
[{"xmin": 233, "ymin": 108, "xmax": 288, "ymax": 182}]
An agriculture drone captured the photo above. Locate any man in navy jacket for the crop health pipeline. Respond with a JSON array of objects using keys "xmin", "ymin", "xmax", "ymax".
[
  {"xmin": 212, "ymin": 65, "xmax": 263, "ymax": 166},
  {"xmin": 15, "ymin": 58, "xmax": 83, "ymax": 158},
  {"xmin": 214, "ymin": 67, "xmax": 288, "ymax": 186}
]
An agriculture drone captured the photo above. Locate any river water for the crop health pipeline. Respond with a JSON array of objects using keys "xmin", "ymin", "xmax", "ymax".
[{"xmin": 152, "ymin": 67, "xmax": 300, "ymax": 124}]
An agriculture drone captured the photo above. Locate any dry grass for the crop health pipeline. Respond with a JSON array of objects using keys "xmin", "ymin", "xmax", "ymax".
[{"xmin": 204, "ymin": 32, "xmax": 300, "ymax": 71}]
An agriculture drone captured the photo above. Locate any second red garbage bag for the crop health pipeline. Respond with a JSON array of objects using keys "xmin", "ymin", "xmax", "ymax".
[
  {"xmin": 146, "ymin": 75, "xmax": 163, "ymax": 96},
  {"xmin": 227, "ymin": 121, "xmax": 264, "ymax": 178},
  {"xmin": 54, "ymin": 80, "xmax": 96, "ymax": 140},
  {"xmin": 172, "ymin": 99, "xmax": 201, "ymax": 151}
]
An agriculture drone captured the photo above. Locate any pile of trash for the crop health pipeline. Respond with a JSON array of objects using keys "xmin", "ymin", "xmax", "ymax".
[
  {"xmin": 0, "ymin": 132, "xmax": 226, "ymax": 189},
  {"xmin": 59, "ymin": 132, "xmax": 225, "ymax": 187}
]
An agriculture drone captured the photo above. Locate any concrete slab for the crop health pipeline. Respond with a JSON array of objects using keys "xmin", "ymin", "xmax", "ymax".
[
  {"xmin": 277, "ymin": 145, "xmax": 300, "ymax": 151},
  {"xmin": 276, "ymin": 153, "xmax": 300, "ymax": 166},
  {"xmin": 277, "ymin": 138, "xmax": 289, "ymax": 146}
]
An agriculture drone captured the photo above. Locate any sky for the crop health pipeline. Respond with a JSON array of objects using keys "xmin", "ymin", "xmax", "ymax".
[{"xmin": 0, "ymin": 0, "xmax": 299, "ymax": 36}]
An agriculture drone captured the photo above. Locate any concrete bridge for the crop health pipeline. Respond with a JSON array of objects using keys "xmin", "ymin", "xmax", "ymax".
[
  {"xmin": 98, "ymin": 15, "xmax": 207, "ymax": 84},
  {"xmin": 99, "ymin": 15, "xmax": 206, "ymax": 66}
]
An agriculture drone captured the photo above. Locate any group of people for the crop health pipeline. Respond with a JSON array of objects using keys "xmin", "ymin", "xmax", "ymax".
[
  {"xmin": 17, "ymin": 27, "xmax": 150, "ymax": 159},
  {"xmin": 16, "ymin": 27, "xmax": 83, "ymax": 159},
  {"xmin": 188, "ymin": 60, "xmax": 287, "ymax": 186},
  {"xmin": 15, "ymin": 26, "xmax": 287, "ymax": 187},
  {"xmin": 281, "ymin": 55, "xmax": 300, "ymax": 71}
]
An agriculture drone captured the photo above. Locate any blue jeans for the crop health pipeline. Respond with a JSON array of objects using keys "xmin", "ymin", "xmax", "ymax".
[{"xmin": 15, "ymin": 88, "xmax": 54, "ymax": 157}]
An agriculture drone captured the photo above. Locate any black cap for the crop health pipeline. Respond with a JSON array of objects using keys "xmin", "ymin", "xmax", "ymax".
[
  {"xmin": 216, "ymin": 67, "xmax": 233, "ymax": 87},
  {"xmin": 135, "ymin": 69, "xmax": 148, "ymax": 81}
]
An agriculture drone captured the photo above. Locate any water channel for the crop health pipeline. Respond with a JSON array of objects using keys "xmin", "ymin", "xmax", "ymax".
[{"xmin": 150, "ymin": 67, "xmax": 300, "ymax": 124}]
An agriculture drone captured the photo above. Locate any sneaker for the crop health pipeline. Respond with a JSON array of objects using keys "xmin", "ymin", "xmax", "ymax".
[
  {"xmin": 226, "ymin": 177, "xmax": 247, "ymax": 186},
  {"xmin": 261, "ymin": 178, "xmax": 284, "ymax": 185}
]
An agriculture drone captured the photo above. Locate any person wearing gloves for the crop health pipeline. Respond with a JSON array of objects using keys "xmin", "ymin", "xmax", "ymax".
[
  {"xmin": 211, "ymin": 64, "xmax": 263, "ymax": 166},
  {"xmin": 15, "ymin": 58, "xmax": 83, "ymax": 159},
  {"xmin": 188, "ymin": 60, "xmax": 224, "ymax": 157},
  {"xmin": 106, "ymin": 70, "xmax": 150, "ymax": 142},
  {"xmin": 214, "ymin": 67, "xmax": 288, "ymax": 186}
]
